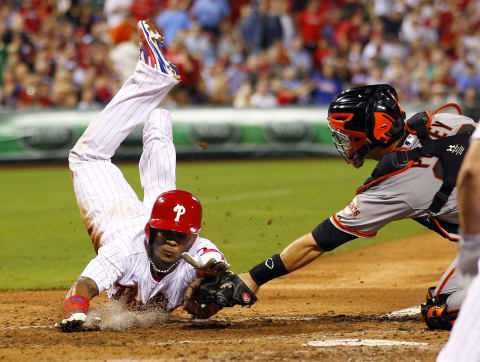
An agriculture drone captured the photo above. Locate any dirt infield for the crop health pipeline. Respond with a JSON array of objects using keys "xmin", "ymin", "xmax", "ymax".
[{"xmin": 0, "ymin": 232, "xmax": 457, "ymax": 361}]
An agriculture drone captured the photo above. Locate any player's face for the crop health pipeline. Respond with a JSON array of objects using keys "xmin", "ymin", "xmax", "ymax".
[
  {"xmin": 151, "ymin": 229, "xmax": 196, "ymax": 267},
  {"xmin": 328, "ymin": 125, "xmax": 368, "ymax": 168}
]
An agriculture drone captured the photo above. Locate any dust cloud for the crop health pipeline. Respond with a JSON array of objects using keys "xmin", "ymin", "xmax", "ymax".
[{"xmin": 84, "ymin": 302, "xmax": 169, "ymax": 331}]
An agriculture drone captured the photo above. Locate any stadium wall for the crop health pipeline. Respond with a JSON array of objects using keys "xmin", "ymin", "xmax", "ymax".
[
  {"xmin": 0, "ymin": 107, "xmax": 335, "ymax": 161},
  {"xmin": 0, "ymin": 105, "xmax": 427, "ymax": 162}
]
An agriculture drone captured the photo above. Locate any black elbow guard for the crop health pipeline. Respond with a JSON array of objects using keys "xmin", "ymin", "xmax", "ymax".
[{"xmin": 312, "ymin": 218, "xmax": 356, "ymax": 251}]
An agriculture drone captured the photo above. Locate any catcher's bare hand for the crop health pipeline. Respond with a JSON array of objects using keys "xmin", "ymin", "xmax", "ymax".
[
  {"xmin": 181, "ymin": 252, "xmax": 230, "ymax": 276},
  {"xmin": 183, "ymin": 278, "xmax": 222, "ymax": 319},
  {"xmin": 55, "ymin": 312, "xmax": 87, "ymax": 332}
]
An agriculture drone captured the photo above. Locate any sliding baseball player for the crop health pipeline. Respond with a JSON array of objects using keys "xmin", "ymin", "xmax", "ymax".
[{"xmin": 57, "ymin": 19, "xmax": 228, "ymax": 332}]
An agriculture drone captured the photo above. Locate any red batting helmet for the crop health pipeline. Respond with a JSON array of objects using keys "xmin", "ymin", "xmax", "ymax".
[
  {"xmin": 145, "ymin": 190, "xmax": 202, "ymax": 238},
  {"xmin": 328, "ymin": 84, "xmax": 406, "ymax": 168}
]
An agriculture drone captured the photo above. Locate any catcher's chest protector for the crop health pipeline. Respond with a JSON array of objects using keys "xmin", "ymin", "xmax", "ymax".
[{"xmin": 357, "ymin": 112, "xmax": 475, "ymax": 241}]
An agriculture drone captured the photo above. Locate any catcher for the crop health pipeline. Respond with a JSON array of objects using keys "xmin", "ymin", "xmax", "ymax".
[
  {"xmin": 187, "ymin": 84, "xmax": 477, "ymax": 331},
  {"xmin": 57, "ymin": 19, "xmax": 255, "ymax": 332}
]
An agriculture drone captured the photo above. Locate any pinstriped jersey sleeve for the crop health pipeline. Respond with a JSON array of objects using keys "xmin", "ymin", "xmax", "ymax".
[{"xmin": 80, "ymin": 242, "xmax": 126, "ymax": 294}]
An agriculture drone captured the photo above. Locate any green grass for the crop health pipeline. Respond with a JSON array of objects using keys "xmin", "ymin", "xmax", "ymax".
[{"xmin": 0, "ymin": 158, "xmax": 426, "ymax": 290}]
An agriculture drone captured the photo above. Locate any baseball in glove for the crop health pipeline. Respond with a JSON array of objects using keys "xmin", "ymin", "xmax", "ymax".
[{"xmin": 183, "ymin": 273, "xmax": 257, "ymax": 318}]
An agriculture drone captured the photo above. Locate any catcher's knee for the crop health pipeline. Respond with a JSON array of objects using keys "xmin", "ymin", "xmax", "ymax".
[{"xmin": 420, "ymin": 286, "xmax": 458, "ymax": 331}]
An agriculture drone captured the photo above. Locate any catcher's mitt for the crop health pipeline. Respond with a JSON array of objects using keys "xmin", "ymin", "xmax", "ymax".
[{"xmin": 184, "ymin": 273, "xmax": 257, "ymax": 318}]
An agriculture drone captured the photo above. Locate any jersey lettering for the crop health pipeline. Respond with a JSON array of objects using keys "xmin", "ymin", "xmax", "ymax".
[
  {"xmin": 339, "ymin": 196, "xmax": 361, "ymax": 218},
  {"xmin": 446, "ymin": 144, "xmax": 465, "ymax": 156},
  {"xmin": 412, "ymin": 159, "xmax": 430, "ymax": 168},
  {"xmin": 111, "ymin": 283, "xmax": 139, "ymax": 307},
  {"xmin": 147, "ymin": 292, "xmax": 169, "ymax": 310},
  {"xmin": 173, "ymin": 204, "xmax": 186, "ymax": 221},
  {"xmin": 430, "ymin": 121, "xmax": 454, "ymax": 139},
  {"xmin": 431, "ymin": 121, "xmax": 453, "ymax": 131}
]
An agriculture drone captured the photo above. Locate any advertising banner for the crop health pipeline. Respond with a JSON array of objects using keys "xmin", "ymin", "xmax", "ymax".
[{"xmin": 0, "ymin": 107, "xmax": 335, "ymax": 161}]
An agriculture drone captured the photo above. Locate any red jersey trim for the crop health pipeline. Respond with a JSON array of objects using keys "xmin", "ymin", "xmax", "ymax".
[
  {"xmin": 437, "ymin": 266, "xmax": 456, "ymax": 294},
  {"xmin": 432, "ymin": 103, "xmax": 462, "ymax": 116},
  {"xmin": 356, "ymin": 147, "xmax": 414, "ymax": 195},
  {"xmin": 331, "ymin": 214, "xmax": 377, "ymax": 238},
  {"xmin": 431, "ymin": 218, "xmax": 460, "ymax": 241}
]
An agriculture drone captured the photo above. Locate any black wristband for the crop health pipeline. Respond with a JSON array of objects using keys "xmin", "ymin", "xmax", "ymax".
[{"xmin": 249, "ymin": 254, "xmax": 288, "ymax": 286}]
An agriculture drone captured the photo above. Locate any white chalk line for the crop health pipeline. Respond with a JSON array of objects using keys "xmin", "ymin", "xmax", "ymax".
[
  {"xmin": 147, "ymin": 334, "xmax": 306, "ymax": 347},
  {"xmin": 304, "ymin": 339, "xmax": 428, "ymax": 347},
  {"xmin": 201, "ymin": 189, "xmax": 291, "ymax": 204}
]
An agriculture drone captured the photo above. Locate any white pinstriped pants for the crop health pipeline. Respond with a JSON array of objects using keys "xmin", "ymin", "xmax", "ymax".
[{"xmin": 69, "ymin": 61, "xmax": 179, "ymax": 252}]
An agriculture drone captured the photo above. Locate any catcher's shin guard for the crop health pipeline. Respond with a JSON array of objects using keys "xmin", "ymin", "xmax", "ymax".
[{"xmin": 420, "ymin": 286, "xmax": 457, "ymax": 331}]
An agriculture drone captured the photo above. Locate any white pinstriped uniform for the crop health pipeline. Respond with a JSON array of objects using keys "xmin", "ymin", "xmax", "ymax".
[
  {"xmin": 69, "ymin": 61, "xmax": 223, "ymax": 311},
  {"xmin": 437, "ymin": 126, "xmax": 480, "ymax": 362}
]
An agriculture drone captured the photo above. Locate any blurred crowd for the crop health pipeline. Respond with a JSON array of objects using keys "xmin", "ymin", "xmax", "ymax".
[{"xmin": 0, "ymin": 0, "xmax": 480, "ymax": 119}]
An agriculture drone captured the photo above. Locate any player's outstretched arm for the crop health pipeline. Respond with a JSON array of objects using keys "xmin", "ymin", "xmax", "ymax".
[
  {"xmin": 183, "ymin": 222, "xmax": 353, "ymax": 310},
  {"xmin": 240, "ymin": 233, "xmax": 324, "ymax": 294},
  {"xmin": 56, "ymin": 277, "xmax": 99, "ymax": 332}
]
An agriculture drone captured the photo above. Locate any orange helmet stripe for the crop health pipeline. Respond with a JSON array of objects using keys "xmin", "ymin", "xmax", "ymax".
[
  {"xmin": 373, "ymin": 112, "xmax": 395, "ymax": 143},
  {"xmin": 328, "ymin": 113, "xmax": 365, "ymax": 137}
]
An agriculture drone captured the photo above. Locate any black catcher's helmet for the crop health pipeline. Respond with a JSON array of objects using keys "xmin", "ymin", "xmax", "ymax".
[{"xmin": 328, "ymin": 84, "xmax": 406, "ymax": 168}]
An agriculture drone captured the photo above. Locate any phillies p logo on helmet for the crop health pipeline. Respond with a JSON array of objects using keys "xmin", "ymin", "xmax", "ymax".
[
  {"xmin": 145, "ymin": 190, "xmax": 203, "ymax": 237},
  {"xmin": 173, "ymin": 204, "xmax": 186, "ymax": 221}
]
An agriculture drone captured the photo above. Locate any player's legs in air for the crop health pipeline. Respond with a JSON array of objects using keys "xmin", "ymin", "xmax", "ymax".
[
  {"xmin": 68, "ymin": 19, "xmax": 180, "ymax": 252},
  {"xmin": 140, "ymin": 108, "xmax": 177, "ymax": 213}
]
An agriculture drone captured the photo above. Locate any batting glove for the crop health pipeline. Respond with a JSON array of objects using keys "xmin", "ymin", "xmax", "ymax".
[
  {"xmin": 55, "ymin": 312, "xmax": 87, "ymax": 332},
  {"xmin": 181, "ymin": 251, "xmax": 230, "ymax": 276}
]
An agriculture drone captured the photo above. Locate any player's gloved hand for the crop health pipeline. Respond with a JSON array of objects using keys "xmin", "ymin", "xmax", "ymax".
[
  {"xmin": 55, "ymin": 312, "xmax": 88, "ymax": 332},
  {"xmin": 181, "ymin": 251, "xmax": 230, "ymax": 276},
  {"xmin": 183, "ymin": 278, "xmax": 223, "ymax": 319},
  {"xmin": 56, "ymin": 294, "xmax": 90, "ymax": 332}
]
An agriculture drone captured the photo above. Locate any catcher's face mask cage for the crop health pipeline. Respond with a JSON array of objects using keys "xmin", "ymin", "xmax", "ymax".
[
  {"xmin": 327, "ymin": 84, "xmax": 406, "ymax": 168},
  {"xmin": 328, "ymin": 124, "xmax": 360, "ymax": 166},
  {"xmin": 328, "ymin": 113, "xmax": 370, "ymax": 168}
]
